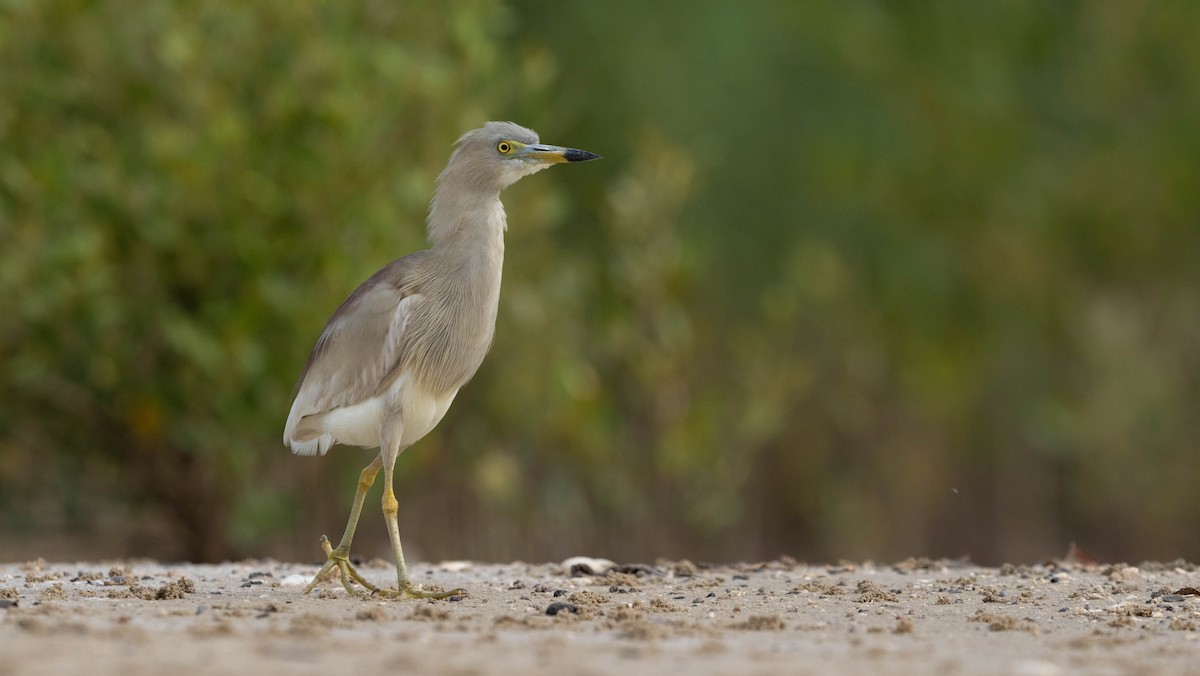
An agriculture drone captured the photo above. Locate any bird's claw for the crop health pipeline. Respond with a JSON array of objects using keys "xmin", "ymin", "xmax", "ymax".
[
  {"xmin": 372, "ymin": 584, "xmax": 467, "ymax": 600},
  {"xmin": 302, "ymin": 536, "xmax": 379, "ymax": 596},
  {"xmin": 302, "ymin": 537, "xmax": 465, "ymax": 600}
]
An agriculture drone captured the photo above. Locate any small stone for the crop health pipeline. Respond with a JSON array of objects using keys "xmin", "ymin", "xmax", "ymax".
[
  {"xmin": 545, "ymin": 602, "xmax": 579, "ymax": 616},
  {"xmin": 562, "ymin": 557, "xmax": 616, "ymax": 576}
]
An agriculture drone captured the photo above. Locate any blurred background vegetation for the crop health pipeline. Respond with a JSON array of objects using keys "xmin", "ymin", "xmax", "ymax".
[{"xmin": 1, "ymin": 1, "xmax": 1198, "ymax": 566}]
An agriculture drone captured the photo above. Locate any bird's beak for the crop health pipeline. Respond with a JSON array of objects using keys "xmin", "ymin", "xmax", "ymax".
[{"xmin": 519, "ymin": 143, "xmax": 602, "ymax": 164}]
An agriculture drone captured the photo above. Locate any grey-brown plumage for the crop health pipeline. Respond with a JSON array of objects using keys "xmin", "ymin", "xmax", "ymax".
[{"xmin": 284, "ymin": 121, "xmax": 599, "ymax": 598}]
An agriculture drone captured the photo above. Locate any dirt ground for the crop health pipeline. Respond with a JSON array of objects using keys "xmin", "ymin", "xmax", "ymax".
[{"xmin": 1, "ymin": 556, "xmax": 1198, "ymax": 675}]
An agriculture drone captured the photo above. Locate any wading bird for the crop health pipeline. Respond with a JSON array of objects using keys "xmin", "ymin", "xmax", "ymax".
[{"xmin": 284, "ymin": 122, "xmax": 600, "ymax": 598}]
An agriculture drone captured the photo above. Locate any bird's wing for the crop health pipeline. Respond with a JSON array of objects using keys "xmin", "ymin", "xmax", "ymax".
[{"xmin": 284, "ymin": 256, "xmax": 423, "ymax": 454}]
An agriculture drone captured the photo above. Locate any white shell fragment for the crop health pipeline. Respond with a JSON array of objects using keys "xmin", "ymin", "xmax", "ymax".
[{"xmin": 561, "ymin": 556, "xmax": 617, "ymax": 574}]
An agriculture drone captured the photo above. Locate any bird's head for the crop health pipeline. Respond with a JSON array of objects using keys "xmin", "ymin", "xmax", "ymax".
[{"xmin": 448, "ymin": 121, "xmax": 601, "ymax": 189}]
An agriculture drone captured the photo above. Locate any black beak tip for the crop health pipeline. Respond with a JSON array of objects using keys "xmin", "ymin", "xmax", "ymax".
[{"xmin": 565, "ymin": 149, "xmax": 602, "ymax": 162}]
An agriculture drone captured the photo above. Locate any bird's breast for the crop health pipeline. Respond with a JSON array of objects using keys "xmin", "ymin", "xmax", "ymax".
[{"xmin": 405, "ymin": 257, "xmax": 502, "ymax": 396}]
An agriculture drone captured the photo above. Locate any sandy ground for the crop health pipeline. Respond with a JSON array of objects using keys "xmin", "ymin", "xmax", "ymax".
[{"xmin": 1, "ymin": 556, "xmax": 1198, "ymax": 675}]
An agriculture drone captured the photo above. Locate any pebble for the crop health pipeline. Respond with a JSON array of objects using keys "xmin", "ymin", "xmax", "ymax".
[
  {"xmin": 545, "ymin": 602, "xmax": 579, "ymax": 616},
  {"xmin": 561, "ymin": 557, "xmax": 616, "ymax": 575}
]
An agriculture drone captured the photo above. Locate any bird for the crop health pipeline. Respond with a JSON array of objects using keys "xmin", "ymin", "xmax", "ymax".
[{"xmin": 284, "ymin": 121, "xmax": 600, "ymax": 598}]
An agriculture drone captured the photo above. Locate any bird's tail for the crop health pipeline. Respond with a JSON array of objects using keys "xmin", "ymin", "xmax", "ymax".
[
  {"xmin": 284, "ymin": 401, "xmax": 333, "ymax": 455},
  {"xmin": 287, "ymin": 434, "xmax": 333, "ymax": 456}
]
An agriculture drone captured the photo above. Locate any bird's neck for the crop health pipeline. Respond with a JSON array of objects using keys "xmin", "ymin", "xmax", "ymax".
[
  {"xmin": 425, "ymin": 177, "xmax": 506, "ymax": 297},
  {"xmin": 426, "ymin": 171, "xmax": 507, "ymax": 256}
]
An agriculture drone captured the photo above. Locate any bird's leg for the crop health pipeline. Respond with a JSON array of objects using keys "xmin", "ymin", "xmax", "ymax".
[
  {"xmin": 376, "ymin": 457, "xmax": 466, "ymax": 600},
  {"xmin": 303, "ymin": 454, "xmax": 384, "ymax": 595}
]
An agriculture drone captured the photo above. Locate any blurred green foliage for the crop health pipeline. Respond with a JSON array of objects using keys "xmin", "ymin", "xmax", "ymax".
[{"xmin": 1, "ymin": 1, "xmax": 1197, "ymax": 564}]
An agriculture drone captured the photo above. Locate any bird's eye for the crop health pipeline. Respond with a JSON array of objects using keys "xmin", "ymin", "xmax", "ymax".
[{"xmin": 497, "ymin": 141, "xmax": 512, "ymax": 154}]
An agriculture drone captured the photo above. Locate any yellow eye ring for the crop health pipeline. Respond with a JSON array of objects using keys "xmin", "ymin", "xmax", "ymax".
[{"xmin": 497, "ymin": 141, "xmax": 512, "ymax": 154}]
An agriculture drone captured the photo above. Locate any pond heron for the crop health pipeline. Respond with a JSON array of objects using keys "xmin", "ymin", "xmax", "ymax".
[{"xmin": 284, "ymin": 122, "xmax": 600, "ymax": 598}]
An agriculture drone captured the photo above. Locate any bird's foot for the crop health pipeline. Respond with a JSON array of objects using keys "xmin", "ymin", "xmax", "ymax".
[
  {"xmin": 372, "ymin": 583, "xmax": 467, "ymax": 600},
  {"xmin": 302, "ymin": 535, "xmax": 380, "ymax": 597}
]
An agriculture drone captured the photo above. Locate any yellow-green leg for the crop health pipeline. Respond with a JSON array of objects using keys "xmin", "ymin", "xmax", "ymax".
[
  {"xmin": 304, "ymin": 454, "xmax": 384, "ymax": 596},
  {"xmin": 375, "ymin": 459, "xmax": 465, "ymax": 599}
]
